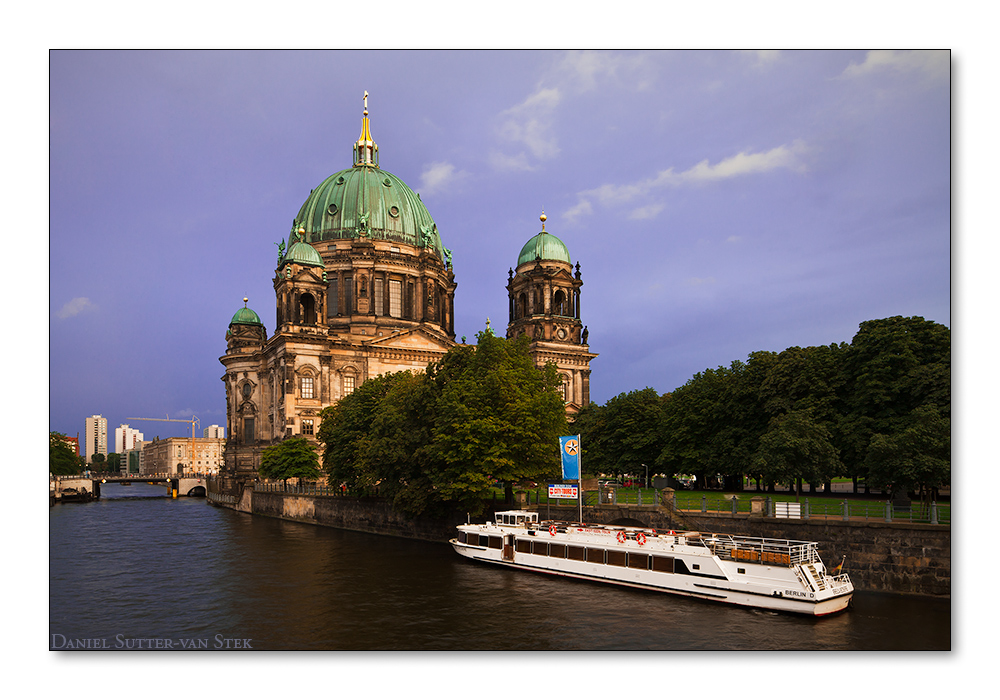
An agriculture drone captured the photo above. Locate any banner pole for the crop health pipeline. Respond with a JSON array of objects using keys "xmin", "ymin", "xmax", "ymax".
[{"xmin": 577, "ymin": 434, "xmax": 583, "ymax": 524}]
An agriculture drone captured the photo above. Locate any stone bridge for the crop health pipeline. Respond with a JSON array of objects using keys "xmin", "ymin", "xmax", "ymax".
[{"xmin": 50, "ymin": 475, "xmax": 209, "ymax": 502}]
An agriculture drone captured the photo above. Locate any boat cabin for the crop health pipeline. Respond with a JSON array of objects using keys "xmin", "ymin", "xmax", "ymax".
[{"xmin": 494, "ymin": 511, "xmax": 540, "ymax": 527}]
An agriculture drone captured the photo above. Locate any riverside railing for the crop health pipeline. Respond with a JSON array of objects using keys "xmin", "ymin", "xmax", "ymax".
[
  {"xmin": 671, "ymin": 492, "xmax": 950, "ymax": 525},
  {"xmin": 249, "ymin": 482, "xmax": 949, "ymax": 525}
]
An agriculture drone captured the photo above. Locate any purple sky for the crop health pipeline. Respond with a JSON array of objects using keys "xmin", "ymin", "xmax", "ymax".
[{"xmin": 49, "ymin": 50, "xmax": 951, "ymax": 441}]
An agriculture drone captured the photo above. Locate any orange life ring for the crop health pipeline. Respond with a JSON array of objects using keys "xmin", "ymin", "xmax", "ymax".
[
  {"xmin": 549, "ymin": 524, "xmax": 558, "ymax": 536},
  {"xmin": 616, "ymin": 531, "xmax": 626, "ymax": 544},
  {"xmin": 636, "ymin": 532, "xmax": 647, "ymax": 546}
]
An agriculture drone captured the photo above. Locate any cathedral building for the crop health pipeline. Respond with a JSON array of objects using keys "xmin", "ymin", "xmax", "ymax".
[{"xmin": 220, "ymin": 96, "xmax": 595, "ymax": 480}]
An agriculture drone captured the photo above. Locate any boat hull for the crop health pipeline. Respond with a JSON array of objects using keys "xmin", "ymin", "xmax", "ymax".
[{"xmin": 451, "ymin": 529, "xmax": 853, "ymax": 617}]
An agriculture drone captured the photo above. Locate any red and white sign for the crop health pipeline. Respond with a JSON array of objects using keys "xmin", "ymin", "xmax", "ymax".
[{"xmin": 548, "ymin": 484, "xmax": 578, "ymax": 499}]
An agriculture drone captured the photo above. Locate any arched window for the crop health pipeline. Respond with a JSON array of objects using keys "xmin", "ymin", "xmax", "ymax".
[
  {"xmin": 300, "ymin": 293, "xmax": 317, "ymax": 325},
  {"xmin": 554, "ymin": 289, "xmax": 567, "ymax": 316}
]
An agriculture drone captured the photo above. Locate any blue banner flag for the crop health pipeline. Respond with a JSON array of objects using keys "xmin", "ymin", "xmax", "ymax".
[{"xmin": 559, "ymin": 435, "xmax": 581, "ymax": 480}]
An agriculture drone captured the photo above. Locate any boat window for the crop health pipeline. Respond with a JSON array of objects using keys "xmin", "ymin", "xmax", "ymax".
[
  {"xmin": 567, "ymin": 546, "xmax": 585, "ymax": 561},
  {"xmin": 458, "ymin": 531, "xmax": 467, "ymax": 544},
  {"xmin": 585, "ymin": 548, "xmax": 604, "ymax": 564},
  {"xmin": 550, "ymin": 543, "xmax": 567, "ymax": 559},
  {"xmin": 738, "ymin": 568, "xmax": 746, "ymax": 574},
  {"xmin": 489, "ymin": 536, "xmax": 502, "ymax": 550},
  {"xmin": 532, "ymin": 541, "xmax": 549, "ymax": 556},
  {"xmin": 516, "ymin": 539, "xmax": 531, "ymax": 554},
  {"xmin": 652, "ymin": 556, "xmax": 674, "ymax": 573},
  {"xmin": 606, "ymin": 550, "xmax": 626, "ymax": 567},
  {"xmin": 627, "ymin": 553, "xmax": 650, "ymax": 570},
  {"xmin": 673, "ymin": 559, "xmax": 690, "ymax": 575}
]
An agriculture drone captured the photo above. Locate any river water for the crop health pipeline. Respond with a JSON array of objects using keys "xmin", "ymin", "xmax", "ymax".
[{"xmin": 49, "ymin": 483, "xmax": 950, "ymax": 651}]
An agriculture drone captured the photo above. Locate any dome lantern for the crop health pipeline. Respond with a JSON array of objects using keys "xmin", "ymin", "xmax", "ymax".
[{"xmin": 353, "ymin": 91, "xmax": 379, "ymax": 168}]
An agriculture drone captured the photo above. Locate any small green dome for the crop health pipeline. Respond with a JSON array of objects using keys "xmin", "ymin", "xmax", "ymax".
[
  {"xmin": 230, "ymin": 302, "xmax": 263, "ymax": 327},
  {"xmin": 284, "ymin": 239, "xmax": 324, "ymax": 267},
  {"xmin": 517, "ymin": 230, "xmax": 571, "ymax": 267}
]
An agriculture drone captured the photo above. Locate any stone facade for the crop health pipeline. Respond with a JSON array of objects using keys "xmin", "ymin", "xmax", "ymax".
[
  {"xmin": 506, "ymin": 216, "xmax": 597, "ymax": 413},
  {"xmin": 220, "ymin": 98, "xmax": 596, "ymax": 482}
]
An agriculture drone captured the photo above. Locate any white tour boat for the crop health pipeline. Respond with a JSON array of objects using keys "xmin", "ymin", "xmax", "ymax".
[{"xmin": 452, "ymin": 510, "xmax": 854, "ymax": 616}]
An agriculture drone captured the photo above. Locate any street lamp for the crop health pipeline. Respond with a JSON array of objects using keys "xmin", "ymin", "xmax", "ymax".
[{"xmin": 643, "ymin": 464, "xmax": 648, "ymax": 489}]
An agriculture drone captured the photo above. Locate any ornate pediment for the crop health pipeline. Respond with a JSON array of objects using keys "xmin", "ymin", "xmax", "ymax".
[{"xmin": 365, "ymin": 326, "xmax": 456, "ymax": 353}]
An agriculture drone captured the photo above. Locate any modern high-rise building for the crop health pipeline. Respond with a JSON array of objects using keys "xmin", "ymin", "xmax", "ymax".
[
  {"xmin": 114, "ymin": 424, "xmax": 145, "ymax": 454},
  {"xmin": 203, "ymin": 424, "xmax": 226, "ymax": 439},
  {"xmin": 84, "ymin": 414, "xmax": 108, "ymax": 463}
]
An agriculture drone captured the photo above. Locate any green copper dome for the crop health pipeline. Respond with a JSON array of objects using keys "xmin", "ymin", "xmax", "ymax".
[
  {"xmin": 230, "ymin": 302, "xmax": 263, "ymax": 327},
  {"xmin": 284, "ymin": 239, "xmax": 324, "ymax": 267},
  {"xmin": 517, "ymin": 231, "xmax": 571, "ymax": 267},
  {"xmin": 294, "ymin": 165, "xmax": 447, "ymax": 263}
]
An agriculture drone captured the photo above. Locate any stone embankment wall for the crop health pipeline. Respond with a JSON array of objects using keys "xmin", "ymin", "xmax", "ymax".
[
  {"xmin": 544, "ymin": 503, "xmax": 950, "ymax": 597},
  {"xmin": 208, "ymin": 485, "xmax": 949, "ymax": 597},
  {"xmin": 212, "ymin": 487, "xmax": 466, "ymax": 542}
]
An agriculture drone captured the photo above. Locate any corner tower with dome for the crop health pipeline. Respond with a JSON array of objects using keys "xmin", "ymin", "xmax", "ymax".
[
  {"xmin": 506, "ymin": 212, "xmax": 597, "ymax": 413},
  {"xmin": 219, "ymin": 95, "xmax": 458, "ymax": 480}
]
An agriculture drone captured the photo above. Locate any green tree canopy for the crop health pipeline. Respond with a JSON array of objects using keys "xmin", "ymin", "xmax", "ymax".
[
  {"xmin": 866, "ymin": 403, "xmax": 950, "ymax": 497},
  {"xmin": 319, "ymin": 331, "xmax": 568, "ymax": 516},
  {"xmin": 752, "ymin": 410, "xmax": 842, "ymax": 494},
  {"xmin": 575, "ymin": 387, "xmax": 665, "ymax": 479},
  {"xmin": 50, "ymin": 432, "xmax": 80, "ymax": 475},
  {"xmin": 259, "ymin": 437, "xmax": 321, "ymax": 484}
]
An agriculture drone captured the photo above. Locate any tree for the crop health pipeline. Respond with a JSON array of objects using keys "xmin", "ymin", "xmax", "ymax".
[
  {"xmin": 752, "ymin": 410, "xmax": 842, "ymax": 497},
  {"xmin": 106, "ymin": 453, "xmax": 121, "ymax": 472},
  {"xmin": 657, "ymin": 363, "xmax": 745, "ymax": 489},
  {"xmin": 50, "ymin": 432, "xmax": 80, "ymax": 475},
  {"xmin": 259, "ymin": 437, "xmax": 321, "ymax": 485},
  {"xmin": 843, "ymin": 316, "xmax": 950, "ymax": 490},
  {"xmin": 866, "ymin": 404, "xmax": 950, "ymax": 501},
  {"xmin": 91, "ymin": 453, "xmax": 105, "ymax": 467},
  {"xmin": 758, "ymin": 344, "xmax": 848, "ymax": 492},
  {"xmin": 318, "ymin": 331, "xmax": 568, "ymax": 517},
  {"xmin": 576, "ymin": 388, "xmax": 665, "ymax": 481},
  {"xmin": 424, "ymin": 331, "xmax": 568, "ymax": 511}
]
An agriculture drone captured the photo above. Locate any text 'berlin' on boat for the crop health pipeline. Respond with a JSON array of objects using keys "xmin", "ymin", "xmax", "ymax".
[{"xmin": 452, "ymin": 510, "xmax": 853, "ymax": 616}]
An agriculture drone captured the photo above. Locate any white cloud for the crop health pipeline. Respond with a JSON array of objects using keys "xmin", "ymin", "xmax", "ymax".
[
  {"xmin": 840, "ymin": 50, "xmax": 949, "ymax": 80},
  {"xmin": 493, "ymin": 51, "xmax": 658, "ymax": 173},
  {"xmin": 628, "ymin": 203, "xmax": 665, "ymax": 220},
  {"xmin": 680, "ymin": 140, "xmax": 808, "ymax": 182},
  {"xmin": 419, "ymin": 161, "xmax": 466, "ymax": 195},
  {"xmin": 726, "ymin": 235, "xmax": 742, "ymax": 243},
  {"xmin": 740, "ymin": 50, "xmax": 780, "ymax": 68},
  {"xmin": 562, "ymin": 198, "xmax": 593, "ymax": 222},
  {"xmin": 565, "ymin": 141, "xmax": 809, "ymax": 221},
  {"xmin": 57, "ymin": 297, "xmax": 96, "ymax": 319},
  {"xmin": 496, "ymin": 87, "xmax": 562, "ymax": 161},
  {"xmin": 555, "ymin": 50, "xmax": 656, "ymax": 92},
  {"xmin": 488, "ymin": 150, "xmax": 535, "ymax": 172}
]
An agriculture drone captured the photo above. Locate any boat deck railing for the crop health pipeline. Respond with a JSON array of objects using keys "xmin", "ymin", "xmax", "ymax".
[{"xmin": 697, "ymin": 534, "xmax": 820, "ymax": 566}]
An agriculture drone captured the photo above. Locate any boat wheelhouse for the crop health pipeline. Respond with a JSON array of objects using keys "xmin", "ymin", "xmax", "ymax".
[{"xmin": 452, "ymin": 511, "xmax": 853, "ymax": 616}]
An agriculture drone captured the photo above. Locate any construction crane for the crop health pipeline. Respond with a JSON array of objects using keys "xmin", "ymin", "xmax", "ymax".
[{"xmin": 127, "ymin": 415, "xmax": 200, "ymax": 474}]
